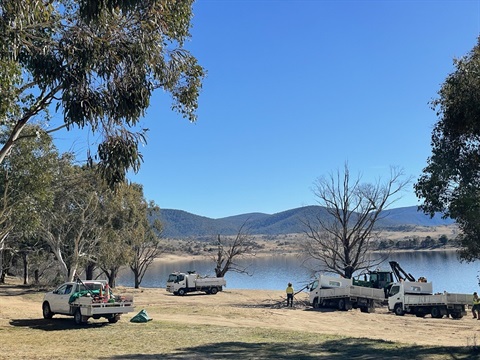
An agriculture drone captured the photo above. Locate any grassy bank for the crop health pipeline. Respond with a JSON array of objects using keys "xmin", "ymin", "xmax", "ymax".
[{"xmin": 0, "ymin": 279, "xmax": 478, "ymax": 359}]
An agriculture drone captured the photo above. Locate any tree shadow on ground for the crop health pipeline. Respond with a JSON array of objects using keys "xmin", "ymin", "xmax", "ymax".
[
  {"xmin": 101, "ymin": 338, "xmax": 479, "ymax": 360},
  {"xmin": 9, "ymin": 318, "xmax": 110, "ymax": 331}
]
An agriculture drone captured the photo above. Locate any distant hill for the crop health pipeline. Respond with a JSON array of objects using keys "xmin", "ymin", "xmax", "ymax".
[{"xmin": 153, "ymin": 206, "xmax": 454, "ymax": 239}]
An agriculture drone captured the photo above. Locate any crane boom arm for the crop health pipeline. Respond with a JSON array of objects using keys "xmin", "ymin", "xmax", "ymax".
[{"xmin": 389, "ymin": 261, "xmax": 416, "ymax": 282}]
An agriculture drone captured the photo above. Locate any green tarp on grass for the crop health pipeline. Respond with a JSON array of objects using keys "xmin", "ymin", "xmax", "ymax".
[{"xmin": 130, "ymin": 309, "xmax": 152, "ymax": 323}]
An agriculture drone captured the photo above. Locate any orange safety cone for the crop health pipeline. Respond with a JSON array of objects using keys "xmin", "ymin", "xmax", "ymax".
[{"xmin": 105, "ymin": 284, "xmax": 110, "ymax": 302}]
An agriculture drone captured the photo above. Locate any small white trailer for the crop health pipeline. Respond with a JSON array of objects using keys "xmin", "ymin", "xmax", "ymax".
[
  {"xmin": 166, "ymin": 271, "xmax": 226, "ymax": 296},
  {"xmin": 309, "ymin": 275, "xmax": 385, "ymax": 312},
  {"xmin": 388, "ymin": 281, "xmax": 473, "ymax": 319}
]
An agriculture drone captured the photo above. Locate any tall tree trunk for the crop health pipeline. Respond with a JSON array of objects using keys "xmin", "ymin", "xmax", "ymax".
[
  {"xmin": 85, "ymin": 262, "xmax": 96, "ymax": 280},
  {"xmin": 102, "ymin": 267, "xmax": 118, "ymax": 288},
  {"xmin": 46, "ymin": 235, "xmax": 69, "ymax": 281},
  {"xmin": 22, "ymin": 251, "xmax": 29, "ymax": 285},
  {"xmin": 134, "ymin": 270, "xmax": 140, "ymax": 289},
  {"xmin": 0, "ymin": 249, "xmax": 3, "ymax": 284}
]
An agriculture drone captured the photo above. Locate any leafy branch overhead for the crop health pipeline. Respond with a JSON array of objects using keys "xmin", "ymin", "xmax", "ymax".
[{"xmin": 0, "ymin": 0, "xmax": 205, "ymax": 186}]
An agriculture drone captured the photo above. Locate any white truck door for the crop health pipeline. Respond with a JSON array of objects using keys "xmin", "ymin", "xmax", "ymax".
[
  {"xmin": 387, "ymin": 284, "xmax": 402, "ymax": 310},
  {"xmin": 50, "ymin": 283, "xmax": 75, "ymax": 314}
]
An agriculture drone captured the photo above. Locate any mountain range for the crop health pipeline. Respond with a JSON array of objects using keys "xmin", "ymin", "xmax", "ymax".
[{"xmin": 152, "ymin": 206, "xmax": 454, "ymax": 239}]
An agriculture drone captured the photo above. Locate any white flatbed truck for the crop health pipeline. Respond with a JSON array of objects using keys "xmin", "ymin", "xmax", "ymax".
[
  {"xmin": 388, "ymin": 281, "xmax": 473, "ymax": 319},
  {"xmin": 309, "ymin": 275, "xmax": 385, "ymax": 312},
  {"xmin": 166, "ymin": 271, "xmax": 226, "ymax": 296},
  {"xmin": 42, "ymin": 279, "xmax": 134, "ymax": 325}
]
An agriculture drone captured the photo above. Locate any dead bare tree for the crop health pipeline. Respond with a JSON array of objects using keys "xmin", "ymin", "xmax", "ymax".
[
  {"xmin": 302, "ymin": 164, "xmax": 412, "ymax": 279},
  {"xmin": 212, "ymin": 221, "xmax": 256, "ymax": 278}
]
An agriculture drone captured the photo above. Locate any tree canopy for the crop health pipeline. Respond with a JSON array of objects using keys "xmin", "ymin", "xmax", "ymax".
[
  {"xmin": 0, "ymin": 0, "xmax": 204, "ymax": 186},
  {"xmin": 415, "ymin": 38, "xmax": 480, "ymax": 261}
]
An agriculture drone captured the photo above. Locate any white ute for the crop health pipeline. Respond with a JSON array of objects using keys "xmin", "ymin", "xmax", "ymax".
[
  {"xmin": 42, "ymin": 279, "xmax": 134, "ymax": 325},
  {"xmin": 166, "ymin": 271, "xmax": 226, "ymax": 296}
]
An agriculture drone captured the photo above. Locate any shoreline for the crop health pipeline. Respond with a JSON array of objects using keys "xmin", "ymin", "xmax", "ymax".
[{"xmin": 155, "ymin": 247, "xmax": 460, "ymax": 264}]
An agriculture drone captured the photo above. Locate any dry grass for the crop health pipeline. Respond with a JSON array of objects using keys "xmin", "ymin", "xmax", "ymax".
[{"xmin": 1, "ymin": 276, "xmax": 479, "ymax": 359}]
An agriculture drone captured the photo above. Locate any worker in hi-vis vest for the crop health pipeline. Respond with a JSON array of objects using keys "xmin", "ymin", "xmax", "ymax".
[
  {"xmin": 286, "ymin": 282, "xmax": 294, "ymax": 307},
  {"xmin": 473, "ymin": 292, "xmax": 480, "ymax": 319}
]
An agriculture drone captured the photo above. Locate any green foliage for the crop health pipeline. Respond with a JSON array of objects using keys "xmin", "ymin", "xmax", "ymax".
[
  {"xmin": 415, "ymin": 37, "xmax": 480, "ymax": 260},
  {"xmin": 0, "ymin": 0, "xmax": 204, "ymax": 186},
  {"xmin": 0, "ymin": 125, "xmax": 58, "ymax": 234}
]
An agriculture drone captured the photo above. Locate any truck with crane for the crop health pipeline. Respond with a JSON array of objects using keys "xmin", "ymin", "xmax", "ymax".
[
  {"xmin": 383, "ymin": 261, "xmax": 472, "ymax": 319},
  {"xmin": 387, "ymin": 280, "xmax": 473, "ymax": 319}
]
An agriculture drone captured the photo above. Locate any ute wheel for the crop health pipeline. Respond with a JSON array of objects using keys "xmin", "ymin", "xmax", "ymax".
[
  {"xmin": 394, "ymin": 304, "xmax": 405, "ymax": 316},
  {"xmin": 42, "ymin": 302, "xmax": 54, "ymax": 319},
  {"xmin": 431, "ymin": 307, "xmax": 443, "ymax": 319},
  {"xmin": 338, "ymin": 299, "xmax": 346, "ymax": 311},
  {"xmin": 178, "ymin": 288, "xmax": 186, "ymax": 296},
  {"xmin": 74, "ymin": 309, "xmax": 85, "ymax": 325},
  {"xmin": 108, "ymin": 315, "xmax": 119, "ymax": 323},
  {"xmin": 210, "ymin": 287, "xmax": 218, "ymax": 295}
]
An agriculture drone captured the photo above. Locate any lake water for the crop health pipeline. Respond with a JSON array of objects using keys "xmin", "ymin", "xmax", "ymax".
[{"xmin": 117, "ymin": 250, "xmax": 479, "ymax": 294}]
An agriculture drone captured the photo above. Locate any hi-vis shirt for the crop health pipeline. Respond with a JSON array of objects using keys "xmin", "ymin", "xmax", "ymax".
[{"xmin": 286, "ymin": 286, "xmax": 294, "ymax": 294}]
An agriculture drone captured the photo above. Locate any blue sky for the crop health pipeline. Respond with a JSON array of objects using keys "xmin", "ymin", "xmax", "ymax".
[{"xmin": 54, "ymin": 0, "xmax": 480, "ymax": 219}]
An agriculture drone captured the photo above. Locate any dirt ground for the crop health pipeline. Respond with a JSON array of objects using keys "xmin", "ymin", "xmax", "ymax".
[
  {"xmin": 1, "ymin": 278, "xmax": 478, "ymax": 349},
  {"xmin": 128, "ymin": 288, "xmax": 479, "ymax": 347}
]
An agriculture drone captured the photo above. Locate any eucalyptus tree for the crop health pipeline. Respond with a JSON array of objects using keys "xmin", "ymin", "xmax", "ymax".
[
  {"xmin": 0, "ymin": 125, "xmax": 58, "ymax": 283},
  {"xmin": 129, "ymin": 210, "xmax": 163, "ymax": 289},
  {"xmin": 127, "ymin": 190, "xmax": 164, "ymax": 289},
  {"xmin": 96, "ymin": 183, "xmax": 163, "ymax": 288},
  {"xmin": 96, "ymin": 183, "xmax": 137, "ymax": 287},
  {"xmin": 0, "ymin": 0, "xmax": 204, "ymax": 186},
  {"xmin": 302, "ymin": 164, "xmax": 411, "ymax": 279},
  {"xmin": 41, "ymin": 161, "xmax": 106, "ymax": 282},
  {"xmin": 415, "ymin": 39, "xmax": 480, "ymax": 261}
]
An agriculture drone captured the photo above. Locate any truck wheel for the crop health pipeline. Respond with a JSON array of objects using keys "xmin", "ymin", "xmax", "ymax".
[
  {"xmin": 450, "ymin": 312, "xmax": 463, "ymax": 319},
  {"xmin": 42, "ymin": 302, "xmax": 54, "ymax": 319},
  {"xmin": 431, "ymin": 307, "xmax": 443, "ymax": 319},
  {"xmin": 338, "ymin": 299, "xmax": 346, "ymax": 311},
  {"xmin": 361, "ymin": 306, "xmax": 375, "ymax": 313},
  {"xmin": 178, "ymin": 288, "xmax": 186, "ymax": 296},
  {"xmin": 210, "ymin": 287, "xmax": 218, "ymax": 295},
  {"xmin": 394, "ymin": 304, "xmax": 405, "ymax": 316},
  {"xmin": 74, "ymin": 309, "xmax": 85, "ymax": 325},
  {"xmin": 312, "ymin": 298, "xmax": 319, "ymax": 309}
]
